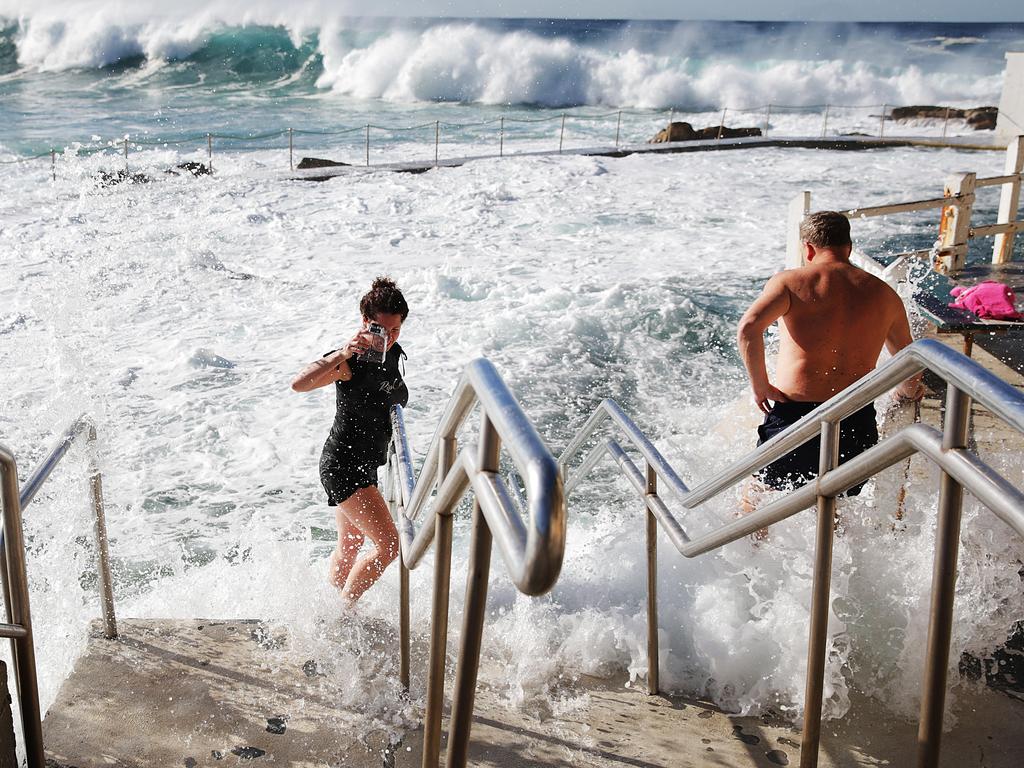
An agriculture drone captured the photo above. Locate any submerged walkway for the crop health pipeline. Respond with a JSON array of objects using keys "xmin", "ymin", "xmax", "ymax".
[
  {"xmin": 289, "ymin": 134, "xmax": 1008, "ymax": 181},
  {"xmin": 43, "ymin": 594, "xmax": 1024, "ymax": 766}
]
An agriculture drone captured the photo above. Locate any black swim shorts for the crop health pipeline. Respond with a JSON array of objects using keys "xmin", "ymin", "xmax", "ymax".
[
  {"xmin": 756, "ymin": 401, "xmax": 878, "ymax": 496},
  {"xmin": 319, "ymin": 443, "xmax": 381, "ymax": 506}
]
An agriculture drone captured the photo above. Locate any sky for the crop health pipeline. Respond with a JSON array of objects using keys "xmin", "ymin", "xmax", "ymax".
[{"xmin": 0, "ymin": 0, "xmax": 1020, "ymax": 23}]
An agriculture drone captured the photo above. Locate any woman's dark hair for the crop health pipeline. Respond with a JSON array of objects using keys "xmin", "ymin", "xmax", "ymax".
[{"xmin": 360, "ymin": 276, "xmax": 409, "ymax": 321}]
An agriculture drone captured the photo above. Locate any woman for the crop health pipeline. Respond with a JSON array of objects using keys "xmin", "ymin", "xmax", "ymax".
[{"xmin": 291, "ymin": 277, "xmax": 409, "ymax": 603}]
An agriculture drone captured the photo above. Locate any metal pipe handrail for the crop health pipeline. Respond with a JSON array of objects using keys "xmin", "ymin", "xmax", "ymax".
[
  {"xmin": 556, "ymin": 337, "xmax": 1024, "ymax": 768},
  {"xmin": 0, "ymin": 415, "xmax": 119, "ymax": 768},
  {"xmin": 385, "ymin": 358, "xmax": 565, "ymax": 768},
  {"xmin": 562, "ymin": 339, "xmax": 1023, "ymax": 512}
]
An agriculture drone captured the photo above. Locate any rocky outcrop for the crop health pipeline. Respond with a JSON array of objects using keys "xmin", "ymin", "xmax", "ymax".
[
  {"xmin": 649, "ymin": 122, "xmax": 762, "ymax": 143},
  {"xmin": 890, "ymin": 105, "xmax": 998, "ymax": 130},
  {"xmin": 297, "ymin": 157, "xmax": 352, "ymax": 169}
]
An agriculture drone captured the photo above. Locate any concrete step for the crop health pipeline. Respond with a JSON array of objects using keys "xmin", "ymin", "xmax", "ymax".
[{"xmin": 43, "ymin": 619, "xmax": 1024, "ymax": 767}]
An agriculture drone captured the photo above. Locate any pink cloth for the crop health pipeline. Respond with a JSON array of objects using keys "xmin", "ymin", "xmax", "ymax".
[{"xmin": 949, "ymin": 281, "xmax": 1024, "ymax": 320}]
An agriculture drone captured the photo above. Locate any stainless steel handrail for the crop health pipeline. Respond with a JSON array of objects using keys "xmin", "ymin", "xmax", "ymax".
[
  {"xmin": 558, "ymin": 337, "xmax": 1024, "ymax": 768},
  {"xmin": 385, "ymin": 358, "xmax": 565, "ymax": 768},
  {"xmin": 0, "ymin": 415, "xmax": 118, "ymax": 768}
]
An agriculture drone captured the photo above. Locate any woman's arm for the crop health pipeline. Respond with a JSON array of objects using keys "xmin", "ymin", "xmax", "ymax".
[{"xmin": 291, "ymin": 347, "xmax": 354, "ymax": 392}]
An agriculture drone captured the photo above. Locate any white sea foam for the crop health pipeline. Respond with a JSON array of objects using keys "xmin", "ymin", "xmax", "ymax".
[{"xmin": 1, "ymin": 142, "xmax": 1020, "ymax": 759}]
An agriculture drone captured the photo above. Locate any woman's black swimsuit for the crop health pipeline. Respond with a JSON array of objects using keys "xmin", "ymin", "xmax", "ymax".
[
  {"xmin": 756, "ymin": 401, "xmax": 878, "ymax": 497},
  {"xmin": 319, "ymin": 343, "xmax": 408, "ymax": 506}
]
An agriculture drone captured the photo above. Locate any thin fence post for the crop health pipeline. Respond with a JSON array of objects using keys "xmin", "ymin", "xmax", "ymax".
[
  {"xmin": 764, "ymin": 104, "xmax": 772, "ymax": 137},
  {"xmin": 821, "ymin": 105, "xmax": 830, "ymax": 138},
  {"xmin": 667, "ymin": 108, "xmax": 674, "ymax": 142},
  {"xmin": 50, "ymin": 150, "xmax": 56, "ymax": 182},
  {"xmin": 559, "ymin": 113, "xmax": 566, "ymax": 153},
  {"xmin": 942, "ymin": 107, "xmax": 951, "ymax": 140},
  {"xmin": 787, "ymin": 191, "xmax": 812, "ymax": 268},
  {"xmin": 123, "ymin": 138, "xmax": 129, "ymax": 171},
  {"xmin": 717, "ymin": 107, "xmax": 727, "ymax": 139},
  {"xmin": 434, "ymin": 120, "xmax": 439, "ymax": 167},
  {"xmin": 288, "ymin": 128, "xmax": 294, "ymax": 171},
  {"xmin": 993, "ymin": 135, "xmax": 1023, "ymax": 264},
  {"xmin": 499, "ymin": 116, "xmax": 504, "ymax": 157},
  {"xmin": 207, "ymin": 133, "xmax": 213, "ymax": 175},
  {"xmin": 880, "ymin": 104, "xmax": 887, "ymax": 138},
  {"xmin": 365, "ymin": 124, "xmax": 370, "ymax": 167},
  {"xmin": 615, "ymin": 110, "xmax": 622, "ymax": 148}
]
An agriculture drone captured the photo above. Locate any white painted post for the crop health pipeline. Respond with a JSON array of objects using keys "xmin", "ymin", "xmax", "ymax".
[
  {"xmin": 937, "ymin": 172, "xmax": 977, "ymax": 273},
  {"xmin": 993, "ymin": 136, "xmax": 1024, "ymax": 264},
  {"xmin": 786, "ymin": 191, "xmax": 811, "ymax": 268}
]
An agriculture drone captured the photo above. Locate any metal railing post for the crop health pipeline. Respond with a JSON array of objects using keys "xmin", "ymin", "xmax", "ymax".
[
  {"xmin": 993, "ymin": 135, "xmax": 1023, "ymax": 264},
  {"xmin": 51, "ymin": 149, "xmax": 56, "ymax": 181},
  {"xmin": 499, "ymin": 117, "xmax": 504, "ymax": 157},
  {"xmin": 422, "ymin": 435, "xmax": 456, "ymax": 768},
  {"xmin": 365, "ymin": 124, "xmax": 370, "ymax": 167},
  {"xmin": 0, "ymin": 448, "xmax": 45, "ymax": 768},
  {"xmin": 821, "ymin": 105, "xmax": 830, "ymax": 138},
  {"xmin": 123, "ymin": 138, "xmax": 129, "ymax": 171},
  {"xmin": 942, "ymin": 107, "xmax": 951, "ymax": 139},
  {"xmin": 764, "ymin": 104, "xmax": 771, "ymax": 137},
  {"xmin": 717, "ymin": 108, "xmax": 727, "ymax": 139},
  {"xmin": 558, "ymin": 114, "xmax": 566, "ymax": 153},
  {"xmin": 86, "ymin": 425, "xmax": 117, "ymax": 640},
  {"xmin": 288, "ymin": 128, "xmax": 294, "ymax": 172},
  {"xmin": 207, "ymin": 133, "xmax": 213, "ymax": 174},
  {"xmin": 434, "ymin": 121, "xmax": 440, "ymax": 167},
  {"xmin": 798, "ymin": 419, "xmax": 840, "ymax": 768},
  {"xmin": 387, "ymin": 453, "xmax": 411, "ymax": 690},
  {"xmin": 880, "ymin": 104, "xmax": 887, "ymax": 137},
  {"xmin": 645, "ymin": 462, "xmax": 659, "ymax": 695},
  {"xmin": 916, "ymin": 385, "xmax": 971, "ymax": 768},
  {"xmin": 445, "ymin": 418, "xmax": 499, "ymax": 768}
]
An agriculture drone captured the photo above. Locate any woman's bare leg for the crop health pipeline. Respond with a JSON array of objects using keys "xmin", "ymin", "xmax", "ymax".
[
  {"xmin": 329, "ymin": 509, "xmax": 365, "ymax": 590},
  {"xmin": 337, "ymin": 485, "xmax": 399, "ymax": 602}
]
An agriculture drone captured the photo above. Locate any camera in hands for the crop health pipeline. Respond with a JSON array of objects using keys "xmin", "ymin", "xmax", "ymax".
[{"xmin": 357, "ymin": 322, "xmax": 387, "ymax": 365}]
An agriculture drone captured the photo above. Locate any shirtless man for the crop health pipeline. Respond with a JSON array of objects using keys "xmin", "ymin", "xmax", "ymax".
[{"xmin": 737, "ymin": 210, "xmax": 924, "ymax": 494}]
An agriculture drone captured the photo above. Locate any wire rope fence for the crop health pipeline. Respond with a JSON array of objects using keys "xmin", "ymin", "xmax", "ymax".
[{"xmin": 0, "ymin": 102, "xmax": 1010, "ymax": 179}]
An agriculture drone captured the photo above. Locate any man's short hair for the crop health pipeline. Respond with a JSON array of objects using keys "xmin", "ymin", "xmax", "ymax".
[{"xmin": 800, "ymin": 211, "xmax": 852, "ymax": 248}]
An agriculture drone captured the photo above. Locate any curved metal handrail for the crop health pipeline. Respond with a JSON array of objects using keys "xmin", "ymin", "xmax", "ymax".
[
  {"xmin": 385, "ymin": 357, "xmax": 565, "ymax": 768},
  {"xmin": 557, "ymin": 337, "xmax": 1024, "ymax": 768},
  {"xmin": 0, "ymin": 414, "xmax": 118, "ymax": 768}
]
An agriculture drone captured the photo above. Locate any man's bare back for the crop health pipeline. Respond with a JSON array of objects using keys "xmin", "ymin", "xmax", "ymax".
[
  {"xmin": 773, "ymin": 261, "xmax": 904, "ymax": 401},
  {"xmin": 737, "ymin": 214, "xmax": 921, "ymax": 414}
]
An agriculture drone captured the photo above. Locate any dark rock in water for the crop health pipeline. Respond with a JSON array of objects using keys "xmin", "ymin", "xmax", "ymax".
[
  {"xmin": 98, "ymin": 168, "xmax": 152, "ymax": 186},
  {"xmin": 965, "ymin": 107, "xmax": 997, "ymax": 130},
  {"xmin": 297, "ymin": 157, "xmax": 352, "ymax": 169},
  {"xmin": 266, "ymin": 716, "xmax": 287, "ymax": 735},
  {"xmin": 230, "ymin": 746, "xmax": 266, "ymax": 759},
  {"xmin": 650, "ymin": 121, "xmax": 762, "ymax": 143},
  {"xmin": 890, "ymin": 105, "xmax": 997, "ymax": 130},
  {"xmin": 166, "ymin": 162, "xmax": 212, "ymax": 177}
]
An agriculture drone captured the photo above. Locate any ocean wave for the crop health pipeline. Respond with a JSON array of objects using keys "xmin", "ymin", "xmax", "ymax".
[{"xmin": 0, "ymin": 10, "xmax": 1016, "ymax": 108}]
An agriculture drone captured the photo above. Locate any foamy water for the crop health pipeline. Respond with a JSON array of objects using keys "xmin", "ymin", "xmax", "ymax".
[{"xmin": 2, "ymin": 140, "xmax": 1022, "ymax": 757}]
